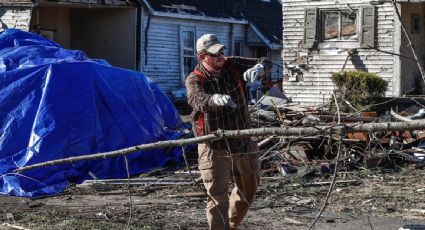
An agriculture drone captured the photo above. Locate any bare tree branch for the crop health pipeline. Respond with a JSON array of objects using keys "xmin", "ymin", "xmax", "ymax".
[
  {"xmin": 15, "ymin": 119, "xmax": 425, "ymax": 173},
  {"xmin": 308, "ymin": 93, "xmax": 342, "ymax": 230}
]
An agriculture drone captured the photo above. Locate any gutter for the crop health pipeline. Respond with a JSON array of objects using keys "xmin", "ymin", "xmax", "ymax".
[{"xmin": 249, "ymin": 23, "xmax": 282, "ymax": 50}]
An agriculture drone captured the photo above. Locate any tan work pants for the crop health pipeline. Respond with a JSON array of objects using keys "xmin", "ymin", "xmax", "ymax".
[{"xmin": 198, "ymin": 143, "xmax": 260, "ymax": 230}]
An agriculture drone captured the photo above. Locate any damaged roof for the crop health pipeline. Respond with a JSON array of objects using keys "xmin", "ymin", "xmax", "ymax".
[
  {"xmin": 142, "ymin": 0, "xmax": 282, "ymax": 48},
  {"xmin": 144, "ymin": 0, "xmax": 245, "ymax": 20},
  {"xmin": 242, "ymin": 0, "xmax": 282, "ymax": 46}
]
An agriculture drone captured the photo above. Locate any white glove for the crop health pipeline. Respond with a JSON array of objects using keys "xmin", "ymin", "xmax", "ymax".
[
  {"xmin": 243, "ymin": 64, "xmax": 264, "ymax": 84},
  {"xmin": 211, "ymin": 94, "xmax": 237, "ymax": 108}
]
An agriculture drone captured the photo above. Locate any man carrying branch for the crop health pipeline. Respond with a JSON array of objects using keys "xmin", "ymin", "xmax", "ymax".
[{"xmin": 185, "ymin": 33, "xmax": 269, "ymax": 230}]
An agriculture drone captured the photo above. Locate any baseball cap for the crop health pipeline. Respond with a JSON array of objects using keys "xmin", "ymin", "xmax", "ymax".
[{"xmin": 196, "ymin": 34, "xmax": 225, "ymax": 54}]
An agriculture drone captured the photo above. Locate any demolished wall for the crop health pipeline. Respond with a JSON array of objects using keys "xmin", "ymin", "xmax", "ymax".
[
  {"xmin": 282, "ymin": 1, "xmax": 397, "ymax": 105},
  {"xmin": 0, "ymin": 7, "xmax": 32, "ymax": 32}
]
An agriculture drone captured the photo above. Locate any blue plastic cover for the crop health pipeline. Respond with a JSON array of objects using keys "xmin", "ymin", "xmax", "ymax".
[{"xmin": 0, "ymin": 29, "xmax": 184, "ymax": 197}]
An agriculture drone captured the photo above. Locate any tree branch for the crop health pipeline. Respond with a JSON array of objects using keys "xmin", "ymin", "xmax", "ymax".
[{"xmin": 15, "ymin": 119, "xmax": 425, "ymax": 172}]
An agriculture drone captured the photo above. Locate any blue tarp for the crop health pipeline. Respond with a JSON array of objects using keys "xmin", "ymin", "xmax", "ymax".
[{"xmin": 0, "ymin": 29, "xmax": 184, "ymax": 197}]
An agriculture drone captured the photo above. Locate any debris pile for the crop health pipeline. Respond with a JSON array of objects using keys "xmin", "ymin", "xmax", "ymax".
[{"xmin": 249, "ymin": 95, "xmax": 425, "ymax": 178}]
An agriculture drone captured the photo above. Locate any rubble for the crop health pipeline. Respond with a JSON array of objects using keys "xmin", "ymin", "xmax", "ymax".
[{"xmin": 249, "ymin": 95, "xmax": 425, "ymax": 180}]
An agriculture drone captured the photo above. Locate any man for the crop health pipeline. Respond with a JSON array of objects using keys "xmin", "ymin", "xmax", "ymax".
[
  {"xmin": 243, "ymin": 57, "xmax": 273, "ymax": 104},
  {"xmin": 185, "ymin": 33, "xmax": 265, "ymax": 230}
]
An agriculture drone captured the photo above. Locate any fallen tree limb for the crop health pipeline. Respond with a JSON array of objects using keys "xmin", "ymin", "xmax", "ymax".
[{"xmin": 15, "ymin": 119, "xmax": 425, "ymax": 172}]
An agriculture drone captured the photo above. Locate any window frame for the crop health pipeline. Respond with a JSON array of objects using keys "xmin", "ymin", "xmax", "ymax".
[
  {"xmin": 303, "ymin": 6, "xmax": 375, "ymax": 49},
  {"xmin": 321, "ymin": 10, "xmax": 359, "ymax": 42},
  {"xmin": 179, "ymin": 26, "xmax": 196, "ymax": 86},
  {"xmin": 318, "ymin": 8, "xmax": 360, "ymax": 49},
  {"xmin": 233, "ymin": 38, "xmax": 244, "ymax": 56}
]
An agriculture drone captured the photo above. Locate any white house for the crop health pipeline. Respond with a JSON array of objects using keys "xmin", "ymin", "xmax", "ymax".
[{"xmin": 282, "ymin": 0, "xmax": 425, "ymax": 105}]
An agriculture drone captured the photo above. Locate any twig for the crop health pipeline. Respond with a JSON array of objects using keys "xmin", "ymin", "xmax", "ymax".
[
  {"xmin": 182, "ymin": 146, "xmax": 226, "ymax": 229},
  {"xmin": 224, "ymin": 138, "xmax": 249, "ymax": 204},
  {"xmin": 301, "ymin": 180, "xmax": 362, "ymax": 187},
  {"xmin": 367, "ymin": 45, "xmax": 416, "ymax": 62},
  {"xmin": 333, "ymin": 93, "xmax": 341, "ymax": 125},
  {"xmin": 167, "ymin": 192, "xmax": 206, "ymax": 198},
  {"xmin": 408, "ymin": 97, "xmax": 425, "ymax": 109},
  {"xmin": 347, "ymin": 97, "xmax": 398, "ymax": 117},
  {"xmin": 342, "ymin": 49, "xmax": 354, "ymax": 71},
  {"xmin": 124, "ymin": 156, "xmax": 132, "ymax": 230},
  {"xmin": 367, "ymin": 216, "xmax": 374, "ymax": 230},
  {"xmin": 249, "ymin": 95, "xmax": 266, "ymax": 112},
  {"xmin": 270, "ymin": 99, "xmax": 285, "ymax": 124},
  {"xmin": 259, "ymin": 141, "xmax": 286, "ymax": 161},
  {"xmin": 390, "ymin": 109, "xmax": 412, "ymax": 121},
  {"xmin": 307, "ymin": 93, "xmax": 342, "ymax": 230}
]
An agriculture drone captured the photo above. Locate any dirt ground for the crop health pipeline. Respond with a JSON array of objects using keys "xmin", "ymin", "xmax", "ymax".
[
  {"xmin": 0, "ymin": 162, "xmax": 424, "ymax": 230},
  {"xmin": 1, "ymin": 101, "xmax": 425, "ymax": 230}
]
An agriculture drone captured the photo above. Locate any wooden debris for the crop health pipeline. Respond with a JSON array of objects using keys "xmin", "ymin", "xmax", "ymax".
[
  {"xmin": 0, "ymin": 223, "xmax": 30, "ymax": 230},
  {"xmin": 79, "ymin": 177, "xmax": 197, "ymax": 187},
  {"xmin": 298, "ymin": 180, "xmax": 362, "ymax": 187},
  {"xmin": 404, "ymin": 209, "xmax": 425, "ymax": 215},
  {"xmin": 167, "ymin": 192, "xmax": 206, "ymax": 198},
  {"xmin": 5, "ymin": 213, "xmax": 14, "ymax": 222},
  {"xmin": 283, "ymin": 217, "xmax": 305, "ymax": 225}
]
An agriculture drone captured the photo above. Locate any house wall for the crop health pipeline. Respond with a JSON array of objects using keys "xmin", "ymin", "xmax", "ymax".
[
  {"xmin": 70, "ymin": 9, "xmax": 137, "ymax": 70},
  {"xmin": 140, "ymin": 14, "xmax": 250, "ymax": 91},
  {"xmin": 31, "ymin": 7, "xmax": 71, "ymax": 48},
  {"xmin": 0, "ymin": 7, "xmax": 32, "ymax": 32},
  {"xmin": 282, "ymin": 0, "xmax": 396, "ymax": 105},
  {"xmin": 140, "ymin": 12, "xmax": 283, "ymax": 93}
]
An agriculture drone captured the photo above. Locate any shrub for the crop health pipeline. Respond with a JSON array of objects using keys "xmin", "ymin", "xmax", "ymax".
[{"xmin": 331, "ymin": 70, "xmax": 388, "ymax": 112}]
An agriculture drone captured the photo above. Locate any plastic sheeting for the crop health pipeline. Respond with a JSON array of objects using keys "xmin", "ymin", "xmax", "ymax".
[{"xmin": 0, "ymin": 29, "xmax": 184, "ymax": 197}]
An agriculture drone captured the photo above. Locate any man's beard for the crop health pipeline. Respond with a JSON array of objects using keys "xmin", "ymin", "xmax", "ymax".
[{"xmin": 211, "ymin": 60, "xmax": 224, "ymax": 71}]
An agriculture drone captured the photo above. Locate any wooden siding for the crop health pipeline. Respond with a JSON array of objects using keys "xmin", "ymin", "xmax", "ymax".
[
  {"xmin": 141, "ymin": 14, "xmax": 247, "ymax": 92},
  {"xmin": 0, "ymin": 7, "xmax": 32, "ymax": 31},
  {"xmin": 282, "ymin": 0, "xmax": 396, "ymax": 105}
]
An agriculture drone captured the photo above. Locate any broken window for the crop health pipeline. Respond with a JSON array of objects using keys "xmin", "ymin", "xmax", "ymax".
[
  {"xmin": 304, "ymin": 6, "xmax": 375, "ymax": 48},
  {"xmin": 180, "ymin": 27, "xmax": 196, "ymax": 86},
  {"xmin": 233, "ymin": 39, "xmax": 243, "ymax": 56},
  {"xmin": 322, "ymin": 11, "xmax": 357, "ymax": 41},
  {"xmin": 182, "ymin": 31, "xmax": 195, "ymax": 76}
]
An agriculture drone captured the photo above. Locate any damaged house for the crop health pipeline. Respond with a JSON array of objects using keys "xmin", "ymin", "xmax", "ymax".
[
  {"xmin": 282, "ymin": 0, "xmax": 425, "ymax": 105},
  {"xmin": 0, "ymin": 0, "xmax": 283, "ymax": 98},
  {"xmin": 139, "ymin": 0, "xmax": 283, "ymax": 96},
  {"xmin": 0, "ymin": 0, "xmax": 32, "ymax": 31}
]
